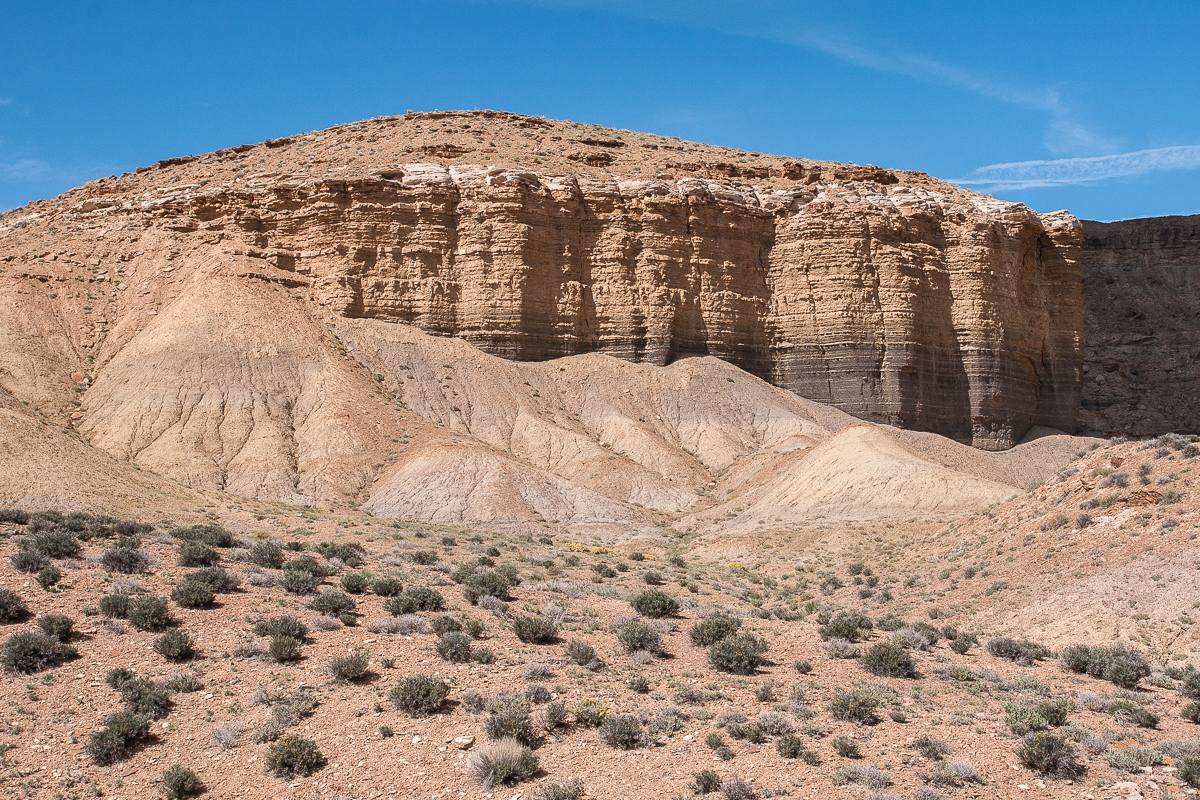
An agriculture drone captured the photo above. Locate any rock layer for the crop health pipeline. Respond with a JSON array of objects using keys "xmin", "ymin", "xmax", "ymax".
[
  {"xmin": 1081, "ymin": 216, "xmax": 1200, "ymax": 437},
  {"xmin": 0, "ymin": 111, "xmax": 1083, "ymax": 450}
]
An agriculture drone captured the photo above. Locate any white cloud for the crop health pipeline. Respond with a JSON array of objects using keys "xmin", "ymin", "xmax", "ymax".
[
  {"xmin": 0, "ymin": 158, "xmax": 55, "ymax": 182},
  {"xmin": 953, "ymin": 145, "xmax": 1200, "ymax": 190},
  {"xmin": 488, "ymin": 0, "xmax": 1118, "ymax": 159}
]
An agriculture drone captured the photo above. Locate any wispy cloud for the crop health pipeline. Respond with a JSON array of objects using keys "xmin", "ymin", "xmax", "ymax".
[
  {"xmin": 953, "ymin": 146, "xmax": 1200, "ymax": 190},
  {"xmin": 0, "ymin": 158, "xmax": 57, "ymax": 182},
  {"xmin": 488, "ymin": 0, "xmax": 1118, "ymax": 158}
]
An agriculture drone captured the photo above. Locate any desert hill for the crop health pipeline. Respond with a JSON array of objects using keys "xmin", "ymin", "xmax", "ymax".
[
  {"xmin": 0, "ymin": 111, "xmax": 1100, "ymax": 533},
  {"xmin": 1, "ymin": 110, "xmax": 1082, "ymax": 454}
]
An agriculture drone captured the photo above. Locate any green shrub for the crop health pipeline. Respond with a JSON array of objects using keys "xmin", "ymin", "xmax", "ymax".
[
  {"xmin": 36, "ymin": 613, "xmax": 74, "ymax": 641},
  {"xmin": 1016, "ymin": 732, "xmax": 1084, "ymax": 777},
  {"xmin": 0, "ymin": 508, "xmax": 29, "ymax": 524},
  {"xmin": 101, "ymin": 542, "xmax": 149, "ymax": 574},
  {"xmin": 598, "ymin": 714, "xmax": 647, "ymax": 749},
  {"xmin": 161, "ymin": 765, "xmax": 204, "ymax": 799},
  {"xmin": 832, "ymin": 735, "xmax": 861, "ymax": 758},
  {"xmin": 1059, "ymin": 643, "xmax": 1151, "ymax": 688},
  {"xmin": 707, "ymin": 634, "xmax": 769, "ymax": 675},
  {"xmin": 1005, "ymin": 702, "xmax": 1049, "ymax": 735},
  {"xmin": 99, "ymin": 593, "xmax": 132, "ymax": 618},
  {"xmin": 566, "ymin": 639, "xmax": 597, "ymax": 666},
  {"xmin": 186, "ymin": 567, "xmax": 239, "ymax": 593},
  {"xmin": 171, "ymin": 581, "xmax": 215, "ymax": 609},
  {"xmin": 1179, "ymin": 670, "xmax": 1200, "ymax": 699},
  {"xmin": 437, "ymin": 631, "xmax": 473, "ymax": 662},
  {"xmin": 628, "ymin": 589, "xmax": 678, "ymax": 618},
  {"xmin": 616, "ymin": 617, "xmax": 661, "ymax": 653},
  {"xmin": 340, "ymin": 571, "xmax": 369, "ymax": 594},
  {"xmin": 249, "ymin": 541, "xmax": 285, "ymax": 569},
  {"xmin": 32, "ymin": 528, "xmax": 83, "ymax": 557},
  {"xmin": 689, "ymin": 613, "xmax": 741, "ymax": 646},
  {"xmin": 627, "ymin": 674, "xmax": 650, "ymax": 693},
  {"xmin": 409, "ymin": 549, "xmax": 438, "ymax": 566},
  {"xmin": 178, "ymin": 541, "xmax": 219, "ymax": 567},
  {"xmin": 385, "ymin": 586, "xmax": 445, "ymax": 614},
  {"xmin": 485, "ymin": 695, "xmax": 536, "ymax": 744},
  {"xmin": 794, "ymin": 659, "xmax": 813, "ymax": 674},
  {"xmin": 728, "ymin": 722, "xmax": 765, "ymax": 744},
  {"xmin": 285, "ymin": 555, "xmax": 335, "ymax": 578},
  {"xmin": 986, "ymin": 637, "xmax": 1050, "ymax": 664},
  {"xmin": 269, "ymin": 635, "xmax": 302, "ymax": 662},
  {"xmin": 828, "ymin": 688, "xmax": 879, "ymax": 725},
  {"xmin": 1180, "ymin": 757, "xmax": 1200, "ymax": 788},
  {"xmin": 389, "ymin": 674, "xmax": 450, "ymax": 716},
  {"xmin": 535, "ymin": 778, "xmax": 585, "ymax": 800},
  {"xmin": 328, "ymin": 649, "xmax": 369, "ymax": 681},
  {"xmin": 106, "ymin": 666, "xmax": 135, "ymax": 688},
  {"xmin": 776, "ymin": 733, "xmax": 816, "ymax": 762},
  {"xmin": 172, "ymin": 524, "xmax": 235, "ymax": 548},
  {"xmin": 11, "ymin": 548, "xmax": 48, "ymax": 573},
  {"xmin": 265, "ymin": 735, "xmax": 324, "ymax": 777},
  {"xmin": 466, "ymin": 737, "xmax": 538, "ymax": 789},
  {"xmin": 1182, "ymin": 702, "xmax": 1200, "ymax": 723},
  {"xmin": 310, "ymin": 590, "xmax": 356, "ymax": 616},
  {"xmin": 36, "ymin": 565, "xmax": 63, "ymax": 590},
  {"xmin": 431, "ymin": 615, "xmax": 463, "ymax": 635},
  {"xmin": 464, "ymin": 571, "xmax": 512, "ymax": 604},
  {"xmin": 165, "ymin": 672, "xmax": 203, "ymax": 693},
  {"xmin": 279, "ymin": 570, "xmax": 320, "ymax": 595},
  {"xmin": 860, "ymin": 642, "xmax": 916, "ymax": 677},
  {"xmin": 371, "ymin": 576, "xmax": 404, "ymax": 597},
  {"xmin": 513, "ymin": 615, "xmax": 558, "ymax": 644},
  {"xmin": 1107, "ymin": 699, "xmax": 1158, "ymax": 728},
  {"xmin": 2, "ymin": 630, "xmax": 77, "ymax": 673},
  {"xmin": 0, "ymin": 589, "xmax": 27, "ymax": 622},
  {"xmin": 153, "ymin": 629, "xmax": 195, "ymax": 662},
  {"xmin": 950, "ymin": 636, "xmax": 974, "ymax": 654},
  {"xmin": 117, "ymin": 677, "xmax": 172, "ymax": 719},
  {"xmin": 1037, "ymin": 697, "xmax": 1072, "ymax": 727},
  {"xmin": 913, "ymin": 735, "xmax": 950, "ymax": 760},
  {"xmin": 29, "ymin": 525, "xmax": 81, "ymax": 556},
  {"xmin": 254, "ymin": 615, "xmax": 307, "ymax": 640},
  {"xmin": 86, "ymin": 711, "xmax": 150, "ymax": 765},
  {"xmin": 818, "ymin": 612, "xmax": 873, "ymax": 642},
  {"xmin": 314, "ymin": 541, "xmax": 366, "ymax": 566},
  {"xmin": 129, "ymin": 595, "xmax": 173, "ymax": 631}
]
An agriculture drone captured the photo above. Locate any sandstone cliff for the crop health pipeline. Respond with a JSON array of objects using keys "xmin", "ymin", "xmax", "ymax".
[
  {"xmin": 1, "ymin": 111, "xmax": 1083, "ymax": 451},
  {"xmin": 1081, "ymin": 215, "xmax": 1200, "ymax": 437},
  {"xmin": 0, "ymin": 111, "xmax": 1096, "ymax": 526}
]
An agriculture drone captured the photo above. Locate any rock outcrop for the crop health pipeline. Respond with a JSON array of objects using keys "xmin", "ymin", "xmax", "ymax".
[
  {"xmin": 0, "ymin": 111, "xmax": 1082, "ymax": 457},
  {"xmin": 1081, "ymin": 215, "xmax": 1200, "ymax": 437}
]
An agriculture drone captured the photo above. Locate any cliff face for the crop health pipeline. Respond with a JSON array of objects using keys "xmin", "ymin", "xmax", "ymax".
[
  {"xmin": 0, "ymin": 111, "xmax": 1083, "ymax": 451},
  {"xmin": 153, "ymin": 166, "xmax": 1080, "ymax": 450},
  {"xmin": 1081, "ymin": 216, "xmax": 1200, "ymax": 437}
]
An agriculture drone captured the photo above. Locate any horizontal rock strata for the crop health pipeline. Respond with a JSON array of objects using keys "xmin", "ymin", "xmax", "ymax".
[
  {"xmin": 80, "ymin": 165, "xmax": 1082, "ymax": 449},
  {"xmin": 0, "ymin": 112, "xmax": 1084, "ymax": 450}
]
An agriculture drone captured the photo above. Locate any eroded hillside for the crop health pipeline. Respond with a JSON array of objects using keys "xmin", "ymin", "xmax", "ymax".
[{"xmin": 1, "ymin": 110, "xmax": 1082, "ymax": 453}]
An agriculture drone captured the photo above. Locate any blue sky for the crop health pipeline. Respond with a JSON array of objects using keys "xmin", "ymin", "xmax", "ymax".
[{"xmin": 2, "ymin": 0, "xmax": 1198, "ymax": 220}]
